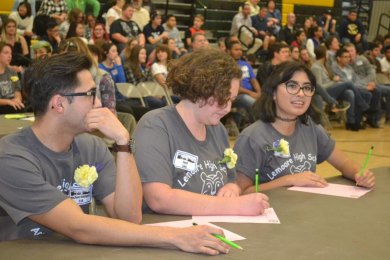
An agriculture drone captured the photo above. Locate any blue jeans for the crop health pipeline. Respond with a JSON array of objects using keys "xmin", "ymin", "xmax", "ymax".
[
  {"xmin": 325, "ymin": 82, "xmax": 370, "ymax": 124},
  {"xmin": 376, "ymin": 84, "xmax": 390, "ymax": 120}
]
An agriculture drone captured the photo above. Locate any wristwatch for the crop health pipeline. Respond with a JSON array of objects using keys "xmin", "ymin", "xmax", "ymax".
[{"xmin": 112, "ymin": 139, "xmax": 135, "ymax": 153}]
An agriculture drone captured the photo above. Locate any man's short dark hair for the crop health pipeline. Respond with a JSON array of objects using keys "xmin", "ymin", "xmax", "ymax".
[
  {"xmin": 24, "ymin": 52, "xmax": 92, "ymax": 117},
  {"xmin": 270, "ymin": 42, "xmax": 289, "ymax": 58},
  {"xmin": 336, "ymin": 47, "xmax": 349, "ymax": 58}
]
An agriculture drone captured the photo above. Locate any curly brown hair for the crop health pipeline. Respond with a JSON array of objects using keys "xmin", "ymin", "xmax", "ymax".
[{"xmin": 167, "ymin": 48, "xmax": 242, "ymax": 106}]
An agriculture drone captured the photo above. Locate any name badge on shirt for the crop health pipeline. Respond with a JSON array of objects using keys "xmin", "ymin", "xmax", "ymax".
[
  {"xmin": 69, "ymin": 183, "xmax": 92, "ymax": 205},
  {"xmin": 173, "ymin": 150, "xmax": 198, "ymax": 172},
  {"xmin": 112, "ymin": 69, "xmax": 118, "ymax": 76},
  {"xmin": 356, "ymin": 60, "xmax": 363, "ymax": 66}
]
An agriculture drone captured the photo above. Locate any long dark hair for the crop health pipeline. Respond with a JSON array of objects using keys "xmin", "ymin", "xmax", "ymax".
[{"xmin": 253, "ymin": 61, "xmax": 322, "ymax": 124}]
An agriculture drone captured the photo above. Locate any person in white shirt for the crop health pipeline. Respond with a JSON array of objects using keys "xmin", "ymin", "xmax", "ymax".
[{"xmin": 9, "ymin": 1, "xmax": 34, "ymax": 38}]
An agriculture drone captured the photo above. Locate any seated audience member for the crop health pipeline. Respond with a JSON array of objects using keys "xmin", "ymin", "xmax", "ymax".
[
  {"xmin": 0, "ymin": 52, "xmax": 231, "ymax": 256},
  {"xmin": 110, "ymin": 3, "xmax": 145, "ymax": 53},
  {"xmin": 37, "ymin": 0, "xmax": 68, "ymax": 24},
  {"xmin": 306, "ymin": 26, "xmax": 324, "ymax": 59},
  {"xmin": 234, "ymin": 61, "xmax": 375, "ymax": 192},
  {"xmin": 338, "ymin": 9, "xmax": 368, "ymax": 51},
  {"xmin": 9, "ymin": 1, "xmax": 34, "ymax": 39},
  {"xmin": 163, "ymin": 15, "xmax": 187, "ymax": 56},
  {"xmin": 134, "ymin": 48, "xmax": 269, "ymax": 215},
  {"xmin": 120, "ymin": 37, "xmax": 139, "ymax": 63},
  {"xmin": 251, "ymin": 6, "xmax": 275, "ymax": 51},
  {"xmin": 0, "ymin": 42, "xmax": 25, "ymax": 114},
  {"xmin": 31, "ymin": 40, "xmax": 53, "ymax": 60},
  {"xmin": 1, "ymin": 18, "xmax": 30, "ymax": 67},
  {"xmin": 346, "ymin": 43, "xmax": 390, "ymax": 125},
  {"xmin": 317, "ymin": 9, "xmax": 336, "ymax": 37},
  {"xmin": 59, "ymin": 8, "xmax": 84, "ymax": 38},
  {"xmin": 344, "ymin": 43, "xmax": 390, "ymax": 128},
  {"xmin": 299, "ymin": 46, "xmax": 313, "ymax": 68},
  {"xmin": 227, "ymin": 40, "xmax": 260, "ymax": 120},
  {"xmin": 99, "ymin": 43, "xmax": 126, "ymax": 84},
  {"xmin": 89, "ymin": 23, "xmax": 110, "ymax": 45},
  {"xmin": 124, "ymin": 45, "xmax": 166, "ymax": 109},
  {"xmin": 230, "ymin": 2, "xmax": 262, "ymax": 54},
  {"xmin": 278, "ymin": 13, "xmax": 297, "ymax": 45},
  {"xmin": 311, "ymin": 46, "xmax": 369, "ymax": 131},
  {"xmin": 151, "ymin": 44, "xmax": 170, "ymax": 88},
  {"xmin": 265, "ymin": 0, "xmax": 281, "ymax": 35},
  {"xmin": 132, "ymin": 0, "xmax": 150, "ymax": 30},
  {"xmin": 191, "ymin": 33, "xmax": 209, "ymax": 51},
  {"xmin": 105, "ymin": 0, "xmax": 124, "ymax": 33},
  {"xmin": 66, "ymin": 0, "xmax": 100, "ymax": 18},
  {"xmin": 364, "ymin": 43, "xmax": 384, "ymax": 77},
  {"xmin": 185, "ymin": 14, "xmax": 205, "ymax": 48},
  {"xmin": 324, "ymin": 35, "xmax": 340, "ymax": 66},
  {"xmin": 12, "ymin": 0, "xmax": 36, "ymax": 17},
  {"xmin": 256, "ymin": 42, "xmax": 290, "ymax": 85},
  {"xmin": 290, "ymin": 46, "xmax": 300, "ymax": 62},
  {"xmin": 163, "ymin": 37, "xmax": 181, "ymax": 59},
  {"xmin": 331, "ymin": 48, "xmax": 380, "ymax": 128},
  {"xmin": 42, "ymin": 18, "xmax": 62, "ymax": 54},
  {"xmin": 143, "ymin": 11, "xmax": 168, "ymax": 53},
  {"xmin": 238, "ymin": 0, "xmax": 260, "ymax": 16},
  {"xmin": 303, "ymin": 16, "xmax": 314, "ymax": 37},
  {"xmin": 84, "ymin": 14, "xmax": 96, "ymax": 41},
  {"xmin": 290, "ymin": 29, "xmax": 306, "ymax": 48},
  {"xmin": 380, "ymin": 45, "xmax": 390, "ymax": 79},
  {"xmin": 66, "ymin": 21, "xmax": 87, "ymax": 42}
]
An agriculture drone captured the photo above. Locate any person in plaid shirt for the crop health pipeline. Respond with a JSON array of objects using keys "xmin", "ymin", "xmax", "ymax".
[{"xmin": 37, "ymin": 0, "xmax": 68, "ymax": 24}]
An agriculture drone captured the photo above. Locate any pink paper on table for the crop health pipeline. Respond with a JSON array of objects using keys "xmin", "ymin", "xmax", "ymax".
[{"xmin": 288, "ymin": 183, "xmax": 371, "ymax": 198}]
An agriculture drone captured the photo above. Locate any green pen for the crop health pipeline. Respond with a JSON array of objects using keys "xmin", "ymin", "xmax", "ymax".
[
  {"xmin": 255, "ymin": 168, "xmax": 259, "ymax": 193},
  {"xmin": 192, "ymin": 223, "xmax": 243, "ymax": 250},
  {"xmin": 359, "ymin": 145, "xmax": 374, "ymax": 177}
]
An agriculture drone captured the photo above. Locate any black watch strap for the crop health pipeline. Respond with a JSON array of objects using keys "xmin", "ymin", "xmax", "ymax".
[{"xmin": 112, "ymin": 139, "xmax": 135, "ymax": 153}]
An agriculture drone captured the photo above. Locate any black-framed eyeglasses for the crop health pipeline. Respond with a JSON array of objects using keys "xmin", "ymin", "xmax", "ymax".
[
  {"xmin": 60, "ymin": 89, "xmax": 97, "ymax": 105},
  {"xmin": 284, "ymin": 80, "xmax": 315, "ymax": 97}
]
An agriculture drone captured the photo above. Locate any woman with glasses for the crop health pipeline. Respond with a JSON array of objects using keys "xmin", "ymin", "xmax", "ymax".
[{"xmin": 234, "ymin": 61, "xmax": 375, "ymax": 192}]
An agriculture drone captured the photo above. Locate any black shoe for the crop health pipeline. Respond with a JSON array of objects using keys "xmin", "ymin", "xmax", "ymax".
[
  {"xmin": 346, "ymin": 123, "xmax": 360, "ymax": 131},
  {"xmin": 367, "ymin": 121, "xmax": 380, "ymax": 128}
]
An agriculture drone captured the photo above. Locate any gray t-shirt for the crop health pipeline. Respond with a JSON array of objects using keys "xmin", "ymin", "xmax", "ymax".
[
  {"xmin": 0, "ymin": 67, "xmax": 21, "ymax": 99},
  {"xmin": 0, "ymin": 128, "xmax": 116, "ymax": 241},
  {"xmin": 134, "ymin": 106, "xmax": 236, "ymax": 197},
  {"xmin": 234, "ymin": 118, "xmax": 335, "ymax": 183}
]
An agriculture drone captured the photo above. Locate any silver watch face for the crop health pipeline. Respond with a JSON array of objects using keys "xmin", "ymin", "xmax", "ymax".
[{"xmin": 129, "ymin": 139, "xmax": 135, "ymax": 153}]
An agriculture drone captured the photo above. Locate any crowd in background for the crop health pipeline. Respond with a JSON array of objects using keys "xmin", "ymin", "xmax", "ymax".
[{"xmin": 1, "ymin": 0, "xmax": 390, "ymax": 132}]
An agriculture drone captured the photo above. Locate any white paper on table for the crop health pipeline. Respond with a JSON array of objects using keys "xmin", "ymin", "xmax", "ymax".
[
  {"xmin": 191, "ymin": 208, "xmax": 280, "ymax": 224},
  {"xmin": 288, "ymin": 183, "xmax": 371, "ymax": 198},
  {"xmin": 146, "ymin": 219, "xmax": 246, "ymax": 241},
  {"xmin": 20, "ymin": 116, "xmax": 35, "ymax": 122}
]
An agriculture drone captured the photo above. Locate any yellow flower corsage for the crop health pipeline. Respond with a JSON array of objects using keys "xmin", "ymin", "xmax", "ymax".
[{"xmin": 74, "ymin": 165, "xmax": 98, "ymax": 188}]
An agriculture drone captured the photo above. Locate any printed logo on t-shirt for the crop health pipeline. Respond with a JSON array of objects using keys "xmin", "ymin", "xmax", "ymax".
[
  {"xmin": 200, "ymin": 171, "xmax": 224, "ymax": 195},
  {"xmin": 241, "ymin": 65, "xmax": 250, "ymax": 79},
  {"xmin": 173, "ymin": 150, "xmax": 198, "ymax": 172},
  {"xmin": 290, "ymin": 161, "xmax": 311, "ymax": 173},
  {"xmin": 69, "ymin": 183, "xmax": 92, "ymax": 205},
  {"xmin": 30, "ymin": 227, "xmax": 44, "ymax": 236}
]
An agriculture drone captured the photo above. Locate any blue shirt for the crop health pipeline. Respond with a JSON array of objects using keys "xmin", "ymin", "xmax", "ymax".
[
  {"xmin": 238, "ymin": 59, "xmax": 255, "ymax": 91},
  {"xmin": 98, "ymin": 63, "xmax": 126, "ymax": 84}
]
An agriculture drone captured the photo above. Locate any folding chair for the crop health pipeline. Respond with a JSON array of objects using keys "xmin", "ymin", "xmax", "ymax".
[
  {"xmin": 116, "ymin": 82, "xmax": 146, "ymax": 107},
  {"xmin": 138, "ymin": 81, "xmax": 174, "ymax": 105}
]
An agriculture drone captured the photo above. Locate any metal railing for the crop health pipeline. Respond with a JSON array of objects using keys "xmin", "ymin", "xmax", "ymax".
[
  {"xmin": 190, "ymin": 0, "xmax": 208, "ymax": 25},
  {"xmin": 376, "ymin": 13, "xmax": 390, "ymax": 37}
]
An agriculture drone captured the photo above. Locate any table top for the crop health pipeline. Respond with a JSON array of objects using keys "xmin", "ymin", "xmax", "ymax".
[
  {"xmin": 1, "ymin": 168, "xmax": 389, "ymax": 260},
  {"xmin": 0, "ymin": 114, "xmax": 33, "ymax": 138}
]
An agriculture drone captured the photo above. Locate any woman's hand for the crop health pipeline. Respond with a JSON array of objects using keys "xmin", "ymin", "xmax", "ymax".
[
  {"xmin": 216, "ymin": 183, "xmax": 241, "ymax": 197},
  {"xmin": 286, "ymin": 172, "xmax": 328, "ymax": 187},
  {"xmin": 355, "ymin": 170, "xmax": 375, "ymax": 188}
]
